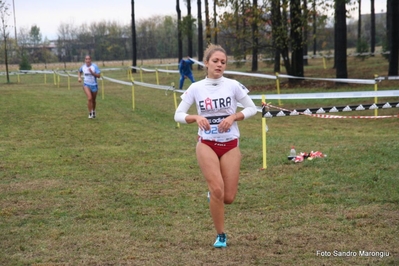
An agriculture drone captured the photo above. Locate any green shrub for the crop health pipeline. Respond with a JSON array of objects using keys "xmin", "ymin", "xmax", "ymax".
[
  {"xmin": 356, "ymin": 38, "xmax": 369, "ymax": 61},
  {"xmin": 19, "ymin": 54, "xmax": 32, "ymax": 70}
]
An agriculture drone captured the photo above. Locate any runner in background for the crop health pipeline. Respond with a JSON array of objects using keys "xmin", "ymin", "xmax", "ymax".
[
  {"xmin": 178, "ymin": 57, "xmax": 195, "ymax": 90},
  {"xmin": 78, "ymin": 55, "xmax": 101, "ymax": 119}
]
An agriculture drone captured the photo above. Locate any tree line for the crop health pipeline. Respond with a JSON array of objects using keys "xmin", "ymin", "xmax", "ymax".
[{"xmin": 1, "ymin": 0, "xmax": 398, "ymax": 83}]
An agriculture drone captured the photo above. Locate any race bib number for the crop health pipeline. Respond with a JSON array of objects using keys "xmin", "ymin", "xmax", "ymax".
[{"xmin": 204, "ymin": 126, "xmax": 231, "ymax": 135}]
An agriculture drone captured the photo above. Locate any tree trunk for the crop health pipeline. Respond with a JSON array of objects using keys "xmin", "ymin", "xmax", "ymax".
[
  {"xmin": 187, "ymin": 0, "xmax": 193, "ymax": 58},
  {"xmin": 271, "ymin": 0, "xmax": 281, "ymax": 73},
  {"xmin": 131, "ymin": 0, "xmax": 137, "ymax": 73},
  {"xmin": 370, "ymin": 0, "xmax": 375, "ymax": 56},
  {"xmin": 281, "ymin": 0, "xmax": 291, "ymax": 74},
  {"xmin": 388, "ymin": 0, "xmax": 399, "ymax": 75},
  {"xmin": 335, "ymin": 0, "xmax": 348, "ymax": 80},
  {"xmin": 177, "ymin": 0, "xmax": 183, "ymax": 62},
  {"xmin": 313, "ymin": 0, "xmax": 317, "ymax": 55},
  {"xmin": 386, "ymin": 0, "xmax": 391, "ymax": 55},
  {"xmin": 3, "ymin": 35, "xmax": 10, "ymax": 83},
  {"xmin": 213, "ymin": 0, "xmax": 218, "ymax": 44},
  {"xmin": 290, "ymin": 0, "xmax": 304, "ymax": 79},
  {"xmin": 197, "ymin": 0, "xmax": 204, "ymax": 68},
  {"xmin": 233, "ymin": 0, "xmax": 244, "ymax": 60},
  {"xmin": 241, "ymin": 1, "xmax": 247, "ymax": 60},
  {"xmin": 251, "ymin": 0, "xmax": 258, "ymax": 72},
  {"xmin": 204, "ymin": 0, "xmax": 211, "ymax": 44},
  {"xmin": 303, "ymin": 0, "xmax": 308, "ymax": 65},
  {"xmin": 357, "ymin": 0, "xmax": 361, "ymax": 51}
]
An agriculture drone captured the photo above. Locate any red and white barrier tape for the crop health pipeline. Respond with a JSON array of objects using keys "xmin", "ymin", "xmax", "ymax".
[{"xmin": 306, "ymin": 114, "xmax": 398, "ymax": 119}]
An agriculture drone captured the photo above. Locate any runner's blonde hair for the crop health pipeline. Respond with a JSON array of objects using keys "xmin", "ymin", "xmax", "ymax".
[{"xmin": 204, "ymin": 44, "xmax": 227, "ymax": 75}]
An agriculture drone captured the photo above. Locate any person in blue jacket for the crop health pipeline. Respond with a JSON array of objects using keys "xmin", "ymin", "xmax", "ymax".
[{"xmin": 179, "ymin": 57, "xmax": 195, "ymax": 89}]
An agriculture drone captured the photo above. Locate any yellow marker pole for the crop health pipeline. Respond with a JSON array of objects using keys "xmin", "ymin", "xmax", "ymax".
[
  {"xmin": 156, "ymin": 68, "xmax": 159, "ymax": 85},
  {"xmin": 101, "ymin": 75, "xmax": 104, "ymax": 100},
  {"xmin": 323, "ymin": 56, "xmax": 326, "ymax": 69},
  {"xmin": 131, "ymin": 77, "xmax": 135, "ymax": 111},
  {"xmin": 172, "ymin": 82, "xmax": 180, "ymax": 128},
  {"xmin": 275, "ymin": 72, "xmax": 282, "ymax": 106},
  {"xmin": 374, "ymin": 74, "xmax": 378, "ymax": 117},
  {"xmin": 44, "ymin": 73, "xmax": 47, "ymax": 84},
  {"xmin": 261, "ymin": 95, "xmax": 267, "ymax": 170},
  {"xmin": 140, "ymin": 67, "xmax": 143, "ymax": 82}
]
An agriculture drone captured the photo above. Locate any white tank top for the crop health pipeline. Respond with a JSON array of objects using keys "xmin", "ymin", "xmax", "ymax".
[{"xmin": 180, "ymin": 76, "xmax": 249, "ymax": 142}]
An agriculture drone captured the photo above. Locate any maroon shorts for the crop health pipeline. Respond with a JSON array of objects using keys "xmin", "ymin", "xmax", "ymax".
[{"xmin": 198, "ymin": 137, "xmax": 239, "ymax": 158}]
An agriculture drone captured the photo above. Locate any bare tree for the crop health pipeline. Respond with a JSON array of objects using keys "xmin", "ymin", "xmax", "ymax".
[
  {"xmin": 357, "ymin": 0, "xmax": 361, "ymax": 48},
  {"xmin": 57, "ymin": 22, "xmax": 77, "ymax": 66},
  {"xmin": 17, "ymin": 27, "xmax": 30, "ymax": 47},
  {"xmin": 387, "ymin": 0, "xmax": 399, "ymax": 75},
  {"xmin": 251, "ymin": 0, "xmax": 258, "ymax": 71},
  {"xmin": 185, "ymin": 0, "xmax": 194, "ymax": 57},
  {"xmin": 12, "ymin": 0, "xmax": 16, "ymax": 41},
  {"xmin": 280, "ymin": 0, "xmax": 291, "ymax": 74},
  {"xmin": 334, "ymin": 0, "xmax": 348, "ymax": 80},
  {"xmin": 213, "ymin": 0, "xmax": 218, "ymax": 44},
  {"xmin": 303, "ymin": 0, "xmax": 309, "ymax": 66},
  {"xmin": 271, "ymin": 0, "xmax": 281, "ymax": 73},
  {"xmin": 197, "ymin": 0, "xmax": 204, "ymax": 66},
  {"xmin": 312, "ymin": 0, "xmax": 317, "ymax": 55},
  {"xmin": 0, "ymin": 0, "xmax": 10, "ymax": 83},
  {"xmin": 177, "ymin": 0, "xmax": 183, "ymax": 61},
  {"xmin": 204, "ymin": 0, "xmax": 211, "ymax": 43},
  {"xmin": 370, "ymin": 0, "xmax": 375, "ymax": 56},
  {"xmin": 290, "ymin": 0, "xmax": 304, "ymax": 78},
  {"xmin": 131, "ymin": 0, "xmax": 137, "ymax": 72}
]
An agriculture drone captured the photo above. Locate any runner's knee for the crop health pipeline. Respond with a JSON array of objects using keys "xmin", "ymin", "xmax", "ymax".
[
  {"xmin": 224, "ymin": 194, "xmax": 236, "ymax": 204},
  {"xmin": 211, "ymin": 187, "xmax": 224, "ymax": 201}
]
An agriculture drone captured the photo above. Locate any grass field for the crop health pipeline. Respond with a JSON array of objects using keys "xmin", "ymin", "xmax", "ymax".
[{"xmin": 1, "ymin": 56, "xmax": 398, "ymax": 265}]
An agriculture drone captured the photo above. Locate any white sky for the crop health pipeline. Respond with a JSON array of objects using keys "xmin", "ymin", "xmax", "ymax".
[
  {"xmin": 364, "ymin": 0, "xmax": 387, "ymax": 14},
  {"xmin": 7, "ymin": 0, "xmax": 387, "ymax": 40},
  {"xmin": 10, "ymin": 0, "xmax": 188, "ymax": 40}
]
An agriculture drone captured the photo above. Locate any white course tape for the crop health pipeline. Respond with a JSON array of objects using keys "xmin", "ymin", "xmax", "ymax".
[
  {"xmin": 102, "ymin": 75, "xmax": 173, "ymax": 91},
  {"xmin": 277, "ymin": 74, "xmax": 376, "ymax": 85},
  {"xmin": 189, "ymin": 58, "xmax": 375, "ymax": 84},
  {"xmin": 130, "ymin": 66, "xmax": 178, "ymax": 74},
  {"xmin": 102, "ymin": 76, "xmax": 131, "ymax": 86},
  {"xmin": 250, "ymin": 90, "xmax": 399, "ymax": 100},
  {"xmin": 157, "ymin": 69, "xmax": 179, "ymax": 74}
]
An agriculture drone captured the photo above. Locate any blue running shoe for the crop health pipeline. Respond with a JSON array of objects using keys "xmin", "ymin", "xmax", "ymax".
[{"xmin": 213, "ymin": 233, "xmax": 227, "ymax": 248}]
